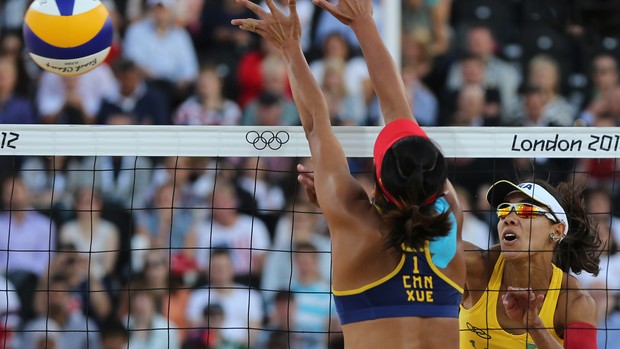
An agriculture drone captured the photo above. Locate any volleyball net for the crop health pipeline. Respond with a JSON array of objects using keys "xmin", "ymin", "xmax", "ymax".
[{"xmin": 0, "ymin": 125, "xmax": 618, "ymax": 348}]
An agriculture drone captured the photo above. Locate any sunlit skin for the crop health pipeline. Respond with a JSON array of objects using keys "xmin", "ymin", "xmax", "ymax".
[{"xmin": 497, "ymin": 192, "xmax": 562, "ymax": 262}]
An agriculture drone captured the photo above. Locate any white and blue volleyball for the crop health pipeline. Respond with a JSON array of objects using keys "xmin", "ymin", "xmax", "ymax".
[{"xmin": 23, "ymin": 0, "xmax": 113, "ymax": 76}]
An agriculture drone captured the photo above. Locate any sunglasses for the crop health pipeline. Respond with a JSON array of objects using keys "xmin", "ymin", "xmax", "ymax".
[{"xmin": 496, "ymin": 202, "xmax": 558, "ymax": 222}]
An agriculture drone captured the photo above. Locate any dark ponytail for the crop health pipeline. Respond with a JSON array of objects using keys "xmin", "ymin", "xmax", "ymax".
[
  {"xmin": 535, "ymin": 180, "xmax": 602, "ymax": 275},
  {"xmin": 378, "ymin": 137, "xmax": 452, "ymax": 250}
]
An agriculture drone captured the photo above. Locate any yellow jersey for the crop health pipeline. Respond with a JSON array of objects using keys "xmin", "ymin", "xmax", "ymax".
[{"xmin": 459, "ymin": 254, "xmax": 564, "ymax": 349}]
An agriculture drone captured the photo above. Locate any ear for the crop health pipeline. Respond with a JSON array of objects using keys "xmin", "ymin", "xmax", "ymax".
[{"xmin": 551, "ymin": 222, "xmax": 566, "ymax": 242}]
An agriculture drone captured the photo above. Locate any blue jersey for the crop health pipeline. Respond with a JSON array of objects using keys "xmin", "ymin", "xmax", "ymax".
[{"xmin": 332, "ymin": 198, "xmax": 463, "ymax": 325}]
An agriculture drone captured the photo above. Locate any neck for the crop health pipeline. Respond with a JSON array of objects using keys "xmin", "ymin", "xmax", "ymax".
[
  {"xmin": 501, "ymin": 253, "xmax": 555, "ymax": 290},
  {"xmin": 10, "ymin": 209, "xmax": 26, "ymax": 222},
  {"xmin": 51, "ymin": 312, "xmax": 69, "ymax": 327},
  {"xmin": 78, "ymin": 214, "xmax": 100, "ymax": 229},
  {"xmin": 156, "ymin": 23, "xmax": 168, "ymax": 35},
  {"xmin": 204, "ymin": 95, "xmax": 222, "ymax": 109},
  {"xmin": 298, "ymin": 273, "xmax": 318, "ymax": 285},
  {"xmin": 0, "ymin": 90, "xmax": 10, "ymax": 104},
  {"xmin": 134, "ymin": 315, "xmax": 153, "ymax": 329}
]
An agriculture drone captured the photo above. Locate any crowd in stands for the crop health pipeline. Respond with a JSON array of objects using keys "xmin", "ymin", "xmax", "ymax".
[{"xmin": 1, "ymin": 0, "xmax": 620, "ymax": 348}]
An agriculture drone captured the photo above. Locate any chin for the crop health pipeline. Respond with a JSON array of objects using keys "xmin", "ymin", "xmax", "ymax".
[{"xmin": 500, "ymin": 245, "xmax": 530, "ymax": 261}]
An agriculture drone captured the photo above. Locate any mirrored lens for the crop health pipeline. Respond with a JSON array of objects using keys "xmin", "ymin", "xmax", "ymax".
[{"xmin": 496, "ymin": 203, "xmax": 542, "ymax": 219}]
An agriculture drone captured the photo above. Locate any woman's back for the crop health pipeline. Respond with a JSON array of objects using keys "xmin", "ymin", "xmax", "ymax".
[
  {"xmin": 343, "ymin": 317, "xmax": 459, "ymax": 349},
  {"xmin": 328, "ymin": 185, "xmax": 464, "ymax": 349}
]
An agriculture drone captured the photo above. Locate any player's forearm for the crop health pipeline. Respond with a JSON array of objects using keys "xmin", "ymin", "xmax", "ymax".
[
  {"xmin": 281, "ymin": 40, "xmax": 329, "ymax": 134},
  {"xmin": 350, "ymin": 16, "xmax": 413, "ymax": 124}
]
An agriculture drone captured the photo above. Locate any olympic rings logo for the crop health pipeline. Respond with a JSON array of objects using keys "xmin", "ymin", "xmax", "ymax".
[{"xmin": 245, "ymin": 131, "xmax": 290, "ymax": 150}]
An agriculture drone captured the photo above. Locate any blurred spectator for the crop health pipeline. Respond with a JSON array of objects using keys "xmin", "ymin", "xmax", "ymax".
[
  {"xmin": 513, "ymin": 54, "xmax": 576, "ymax": 126},
  {"xmin": 19, "ymin": 155, "xmax": 75, "ymax": 212},
  {"xmin": 401, "ymin": 28, "xmax": 434, "ymax": 80},
  {"xmin": 0, "ymin": 175, "xmax": 55, "ymax": 320},
  {"xmin": 402, "ymin": 62, "xmax": 438, "ymax": 126},
  {"xmin": 236, "ymin": 37, "xmax": 283, "ymax": 108},
  {"xmin": 584, "ymin": 187, "xmax": 620, "ymax": 243},
  {"xmin": 122, "ymin": 0, "xmax": 199, "ymax": 29},
  {"xmin": 184, "ymin": 303, "xmax": 245, "ymax": 349},
  {"xmin": 579, "ymin": 54, "xmax": 619, "ymax": 125},
  {"xmin": 290, "ymin": 242, "xmax": 339, "ymax": 349},
  {"xmin": 440, "ymin": 53, "xmax": 501, "ymax": 125},
  {"xmin": 18, "ymin": 317, "xmax": 63, "ymax": 349},
  {"xmin": 98, "ymin": 59, "xmax": 171, "ymax": 125},
  {"xmin": 310, "ymin": 32, "xmax": 370, "ymax": 116},
  {"xmin": 145, "ymin": 156, "xmax": 209, "ymax": 210},
  {"xmin": 176, "ymin": 0, "xmax": 206, "ymax": 31},
  {"xmin": 194, "ymin": 0, "xmax": 255, "ymax": 69},
  {"xmin": 242, "ymin": 55, "xmax": 298, "ymax": 126},
  {"xmin": 511, "ymin": 85, "xmax": 550, "ymax": 126},
  {"xmin": 174, "ymin": 64, "xmax": 242, "ymax": 125},
  {"xmin": 0, "ymin": 55, "xmax": 36, "ymax": 124},
  {"xmin": 27, "ymin": 274, "xmax": 103, "ymax": 349},
  {"xmin": 101, "ymin": 320, "xmax": 130, "ymax": 349},
  {"xmin": 186, "ymin": 249, "xmax": 263, "ymax": 347},
  {"xmin": 135, "ymin": 181, "xmax": 193, "ymax": 252},
  {"xmin": 66, "ymin": 116, "xmax": 153, "ymax": 209},
  {"xmin": 598, "ymin": 292, "xmax": 620, "ymax": 349},
  {"xmin": 449, "ymin": 85, "xmax": 487, "ymax": 126},
  {"xmin": 123, "ymin": 0, "xmax": 199, "ymax": 105},
  {"xmin": 236, "ymin": 157, "xmax": 286, "ymax": 232},
  {"xmin": 256, "ymin": 291, "xmax": 301, "ymax": 349},
  {"xmin": 262, "ymin": 201, "xmax": 331, "ymax": 308},
  {"xmin": 454, "ymin": 186, "xmax": 491, "ymax": 249},
  {"xmin": 126, "ymin": 288, "xmax": 180, "ymax": 349},
  {"xmin": 36, "ymin": 64, "xmax": 117, "ymax": 124},
  {"xmin": 118, "ymin": 250, "xmax": 194, "ymax": 342},
  {"xmin": 321, "ymin": 58, "xmax": 367, "ymax": 125},
  {"xmin": 0, "ymin": 274, "xmax": 19, "ymax": 349},
  {"xmin": 38, "ymin": 243, "xmax": 114, "ymax": 325},
  {"xmin": 243, "ymin": 91, "xmax": 298, "ymax": 127},
  {"xmin": 446, "ymin": 25, "xmax": 521, "ymax": 120},
  {"xmin": 0, "ymin": 0, "xmax": 27, "ymax": 32},
  {"xmin": 402, "ymin": 0, "xmax": 451, "ymax": 56},
  {"xmin": 59, "ymin": 187, "xmax": 120, "ymax": 278},
  {"xmin": 0, "ymin": 31, "xmax": 33, "ymax": 96},
  {"xmin": 578, "ymin": 81, "xmax": 620, "ymax": 128},
  {"xmin": 308, "ymin": 0, "xmax": 383, "ymax": 57},
  {"xmin": 473, "ymin": 183, "xmax": 497, "ymax": 235},
  {"xmin": 185, "ymin": 180, "xmax": 270, "ymax": 282}
]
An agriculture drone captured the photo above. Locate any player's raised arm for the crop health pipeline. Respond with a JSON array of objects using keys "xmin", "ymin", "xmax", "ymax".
[
  {"xmin": 312, "ymin": 0, "xmax": 413, "ymax": 124},
  {"xmin": 232, "ymin": 0, "xmax": 361, "ymax": 217}
]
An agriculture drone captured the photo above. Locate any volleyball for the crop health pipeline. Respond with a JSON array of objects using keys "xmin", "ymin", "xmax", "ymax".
[{"xmin": 22, "ymin": 0, "xmax": 113, "ymax": 76}]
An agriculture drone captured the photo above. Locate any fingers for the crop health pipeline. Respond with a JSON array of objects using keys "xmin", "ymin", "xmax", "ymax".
[
  {"xmin": 237, "ymin": 0, "xmax": 269, "ymax": 18},
  {"xmin": 297, "ymin": 163, "xmax": 314, "ymax": 175},
  {"xmin": 288, "ymin": 0, "xmax": 297, "ymax": 11},
  {"xmin": 312, "ymin": 0, "xmax": 338, "ymax": 14},
  {"xmin": 231, "ymin": 18, "xmax": 262, "ymax": 33},
  {"xmin": 264, "ymin": 0, "xmax": 279, "ymax": 15}
]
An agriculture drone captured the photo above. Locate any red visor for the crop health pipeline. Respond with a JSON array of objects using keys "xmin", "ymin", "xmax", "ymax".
[{"xmin": 373, "ymin": 118, "xmax": 429, "ymax": 207}]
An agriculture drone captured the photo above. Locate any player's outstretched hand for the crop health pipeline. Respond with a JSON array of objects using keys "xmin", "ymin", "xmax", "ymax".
[
  {"xmin": 231, "ymin": 0, "xmax": 301, "ymax": 51},
  {"xmin": 311, "ymin": 0, "xmax": 373, "ymax": 27},
  {"xmin": 297, "ymin": 163, "xmax": 320, "ymax": 208}
]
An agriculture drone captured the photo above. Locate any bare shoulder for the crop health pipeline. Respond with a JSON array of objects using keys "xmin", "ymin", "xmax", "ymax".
[
  {"xmin": 463, "ymin": 243, "xmax": 500, "ymax": 275},
  {"xmin": 558, "ymin": 274, "xmax": 597, "ymax": 326},
  {"xmin": 462, "ymin": 243, "xmax": 500, "ymax": 306}
]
